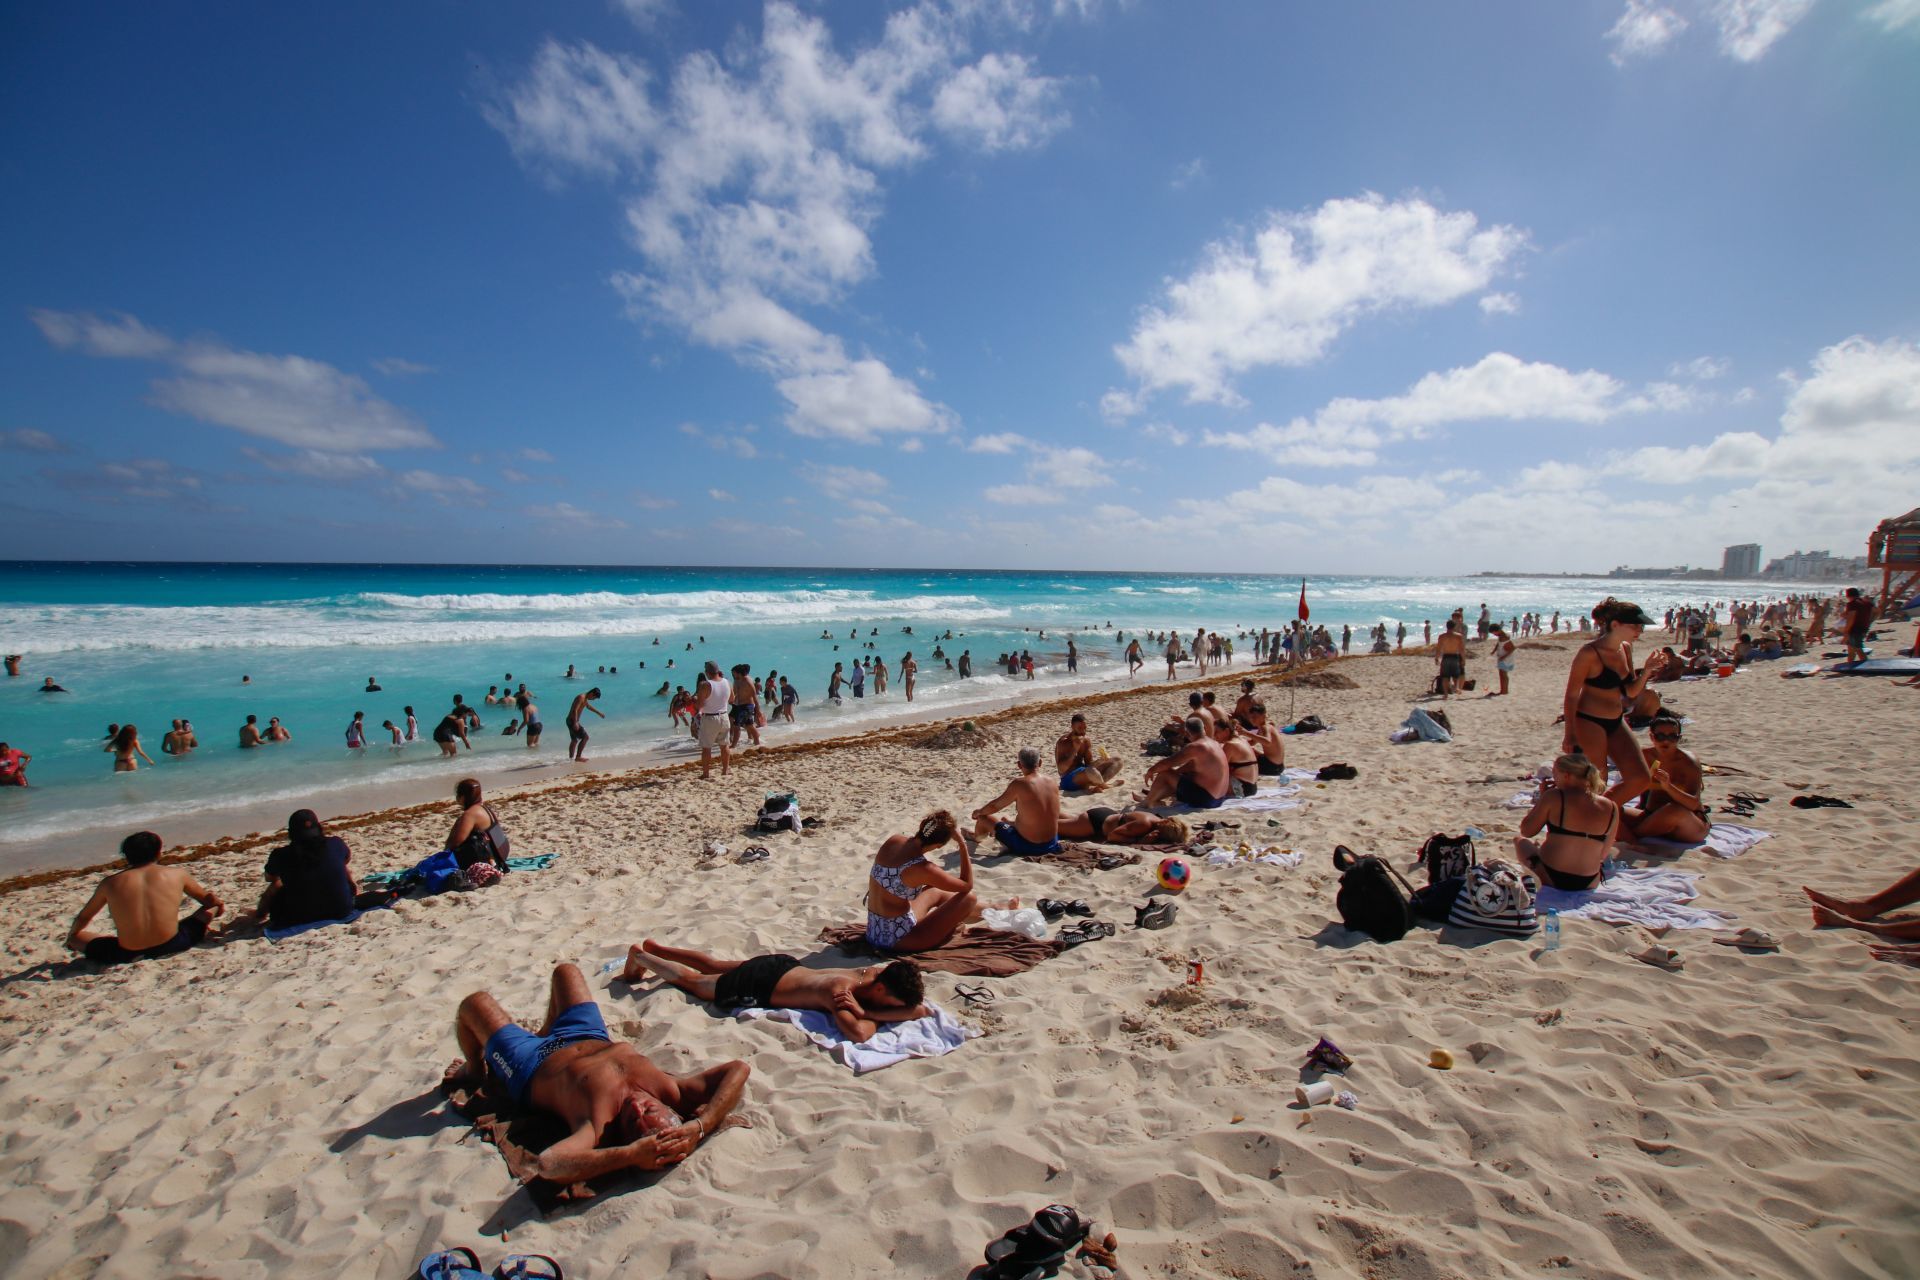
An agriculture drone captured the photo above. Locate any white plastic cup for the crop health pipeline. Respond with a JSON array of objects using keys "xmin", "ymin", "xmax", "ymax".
[{"xmin": 1295, "ymin": 1080, "xmax": 1337, "ymax": 1107}]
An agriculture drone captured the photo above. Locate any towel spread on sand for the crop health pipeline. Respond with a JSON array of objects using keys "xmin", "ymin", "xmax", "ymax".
[
  {"xmin": 361, "ymin": 852, "xmax": 557, "ymax": 891},
  {"xmin": 1633, "ymin": 822, "xmax": 1772, "ymax": 860},
  {"xmin": 734, "ymin": 1003, "xmax": 975, "ymax": 1074},
  {"xmin": 817, "ymin": 924, "xmax": 1066, "ymax": 976},
  {"xmin": 1155, "ymin": 783, "xmax": 1305, "ymax": 816},
  {"xmin": 1503, "ymin": 791, "xmax": 1537, "ymax": 809},
  {"xmin": 264, "ymin": 903, "xmax": 389, "ymax": 941},
  {"xmin": 1034, "ymin": 843, "xmax": 1144, "ymax": 870},
  {"xmin": 1203, "ymin": 846, "xmax": 1302, "ymax": 868},
  {"xmin": 1535, "ymin": 866, "xmax": 1733, "ymax": 930}
]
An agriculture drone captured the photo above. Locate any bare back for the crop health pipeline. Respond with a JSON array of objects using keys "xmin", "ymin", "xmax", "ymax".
[{"xmin": 99, "ymin": 865, "xmax": 198, "ymax": 951}]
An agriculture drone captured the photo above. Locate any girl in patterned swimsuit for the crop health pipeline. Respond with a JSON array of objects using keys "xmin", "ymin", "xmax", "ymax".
[{"xmin": 864, "ymin": 810, "xmax": 1013, "ymax": 952}]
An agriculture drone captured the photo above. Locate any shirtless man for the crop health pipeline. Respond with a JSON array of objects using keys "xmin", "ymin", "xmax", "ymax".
[
  {"xmin": 66, "ymin": 830, "xmax": 225, "ymax": 965},
  {"xmin": 566, "ymin": 687, "xmax": 604, "ymax": 762},
  {"xmin": 1163, "ymin": 692, "xmax": 1207, "ymax": 744},
  {"xmin": 1434, "ymin": 621, "xmax": 1468, "ymax": 698},
  {"xmin": 1242, "ymin": 701, "xmax": 1285, "ymax": 775},
  {"xmin": 162, "ymin": 719, "xmax": 192, "ymax": 755},
  {"xmin": 452, "ymin": 963, "xmax": 749, "ymax": 1184},
  {"xmin": 1164, "ymin": 636, "xmax": 1180, "ymax": 681},
  {"xmin": 1138, "ymin": 716, "xmax": 1231, "ymax": 810},
  {"xmin": 971, "ymin": 747, "xmax": 1062, "ymax": 856},
  {"xmin": 1619, "ymin": 716, "xmax": 1709, "ymax": 844},
  {"xmin": 1231, "ymin": 678, "xmax": 1258, "ymax": 727},
  {"xmin": 1211, "ymin": 717, "xmax": 1261, "ymax": 797},
  {"xmin": 1055, "ymin": 714, "xmax": 1121, "ymax": 793},
  {"xmin": 727, "ymin": 665, "xmax": 761, "ymax": 749},
  {"xmin": 1840, "ymin": 587, "xmax": 1876, "ymax": 665},
  {"xmin": 624, "ymin": 942, "xmax": 927, "ymax": 1043},
  {"xmin": 1126, "ymin": 637, "xmax": 1144, "ymax": 677},
  {"xmin": 239, "ymin": 715, "xmax": 265, "ymax": 748}
]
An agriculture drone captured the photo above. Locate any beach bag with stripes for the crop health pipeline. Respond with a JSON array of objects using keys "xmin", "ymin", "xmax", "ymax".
[{"xmin": 1446, "ymin": 860, "xmax": 1539, "ymax": 937}]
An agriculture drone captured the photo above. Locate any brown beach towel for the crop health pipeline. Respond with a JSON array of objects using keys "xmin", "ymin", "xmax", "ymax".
[
  {"xmin": 1044, "ymin": 843, "xmax": 1144, "ymax": 870},
  {"xmin": 816, "ymin": 924, "xmax": 1066, "ymax": 977}
]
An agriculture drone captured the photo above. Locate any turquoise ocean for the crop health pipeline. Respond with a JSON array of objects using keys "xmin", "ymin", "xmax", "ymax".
[{"xmin": 0, "ymin": 562, "xmax": 1763, "ymax": 874}]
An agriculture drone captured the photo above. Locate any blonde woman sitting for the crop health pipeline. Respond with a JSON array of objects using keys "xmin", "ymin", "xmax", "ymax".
[{"xmin": 1514, "ymin": 752, "xmax": 1618, "ymax": 892}]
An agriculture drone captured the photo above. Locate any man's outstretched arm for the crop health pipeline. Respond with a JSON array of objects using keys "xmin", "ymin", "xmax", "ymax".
[
  {"xmin": 674, "ymin": 1059, "xmax": 750, "ymax": 1141},
  {"xmin": 533, "ymin": 1122, "xmax": 693, "ymax": 1184}
]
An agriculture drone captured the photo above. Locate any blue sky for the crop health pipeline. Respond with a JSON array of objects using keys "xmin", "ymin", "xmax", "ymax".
[{"xmin": 3, "ymin": 0, "xmax": 1916, "ymax": 574}]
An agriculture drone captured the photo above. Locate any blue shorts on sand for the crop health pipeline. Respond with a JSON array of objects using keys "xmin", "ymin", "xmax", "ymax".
[
  {"xmin": 994, "ymin": 821, "xmax": 1061, "ymax": 856},
  {"xmin": 484, "ymin": 1002, "xmax": 610, "ymax": 1103},
  {"xmin": 1060, "ymin": 766, "xmax": 1090, "ymax": 793}
]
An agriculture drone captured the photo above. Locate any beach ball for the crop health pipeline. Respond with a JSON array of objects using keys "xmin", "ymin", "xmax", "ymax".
[{"xmin": 1157, "ymin": 857, "xmax": 1191, "ymax": 892}]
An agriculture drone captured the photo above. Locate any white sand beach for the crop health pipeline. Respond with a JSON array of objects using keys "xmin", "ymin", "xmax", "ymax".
[{"xmin": 2, "ymin": 632, "xmax": 1917, "ymax": 1279}]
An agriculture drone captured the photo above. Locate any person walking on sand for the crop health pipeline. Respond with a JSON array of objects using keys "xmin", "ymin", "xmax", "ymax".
[
  {"xmin": 65, "ymin": 830, "xmax": 225, "ymax": 965},
  {"xmin": 106, "ymin": 724, "xmax": 155, "ymax": 772},
  {"xmin": 1434, "ymin": 620, "xmax": 1467, "ymax": 698},
  {"xmin": 694, "ymin": 661, "xmax": 730, "ymax": 780},
  {"xmin": 1488, "ymin": 625, "xmax": 1516, "ymax": 697},
  {"xmin": 1840, "ymin": 587, "xmax": 1876, "ymax": 665},
  {"xmin": 566, "ymin": 687, "xmax": 604, "ymax": 762},
  {"xmin": 902, "ymin": 651, "xmax": 918, "ymax": 702}
]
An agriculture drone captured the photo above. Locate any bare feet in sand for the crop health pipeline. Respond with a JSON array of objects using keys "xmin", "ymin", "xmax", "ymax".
[
  {"xmin": 1803, "ymin": 886, "xmax": 1872, "ymax": 917},
  {"xmin": 1810, "ymin": 903, "xmax": 1859, "ymax": 929}
]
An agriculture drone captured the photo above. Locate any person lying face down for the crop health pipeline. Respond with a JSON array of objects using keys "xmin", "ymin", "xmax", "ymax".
[
  {"xmin": 622, "ymin": 942, "xmax": 927, "ymax": 1042},
  {"xmin": 452, "ymin": 963, "xmax": 749, "ymax": 1184}
]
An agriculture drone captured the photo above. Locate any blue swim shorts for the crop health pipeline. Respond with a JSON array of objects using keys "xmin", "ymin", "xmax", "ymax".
[
  {"xmin": 483, "ymin": 1001, "xmax": 610, "ymax": 1103},
  {"xmin": 1060, "ymin": 766, "xmax": 1090, "ymax": 793},
  {"xmin": 994, "ymin": 821, "xmax": 1061, "ymax": 857}
]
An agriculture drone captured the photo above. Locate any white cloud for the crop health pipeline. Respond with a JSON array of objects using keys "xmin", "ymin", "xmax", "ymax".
[
  {"xmin": 489, "ymin": 4, "xmax": 1070, "ymax": 445},
  {"xmin": 897, "ymin": 437, "xmax": 926, "ymax": 453},
  {"xmin": 0, "ymin": 428, "xmax": 66, "ymax": 453},
  {"xmin": 1170, "ymin": 157, "xmax": 1206, "ymax": 190},
  {"xmin": 1202, "ymin": 352, "xmax": 1626, "ymax": 467},
  {"xmin": 1140, "ymin": 422, "xmax": 1190, "ymax": 446},
  {"xmin": 966, "ymin": 431, "xmax": 1030, "ymax": 453},
  {"xmin": 520, "ymin": 448, "xmax": 555, "ymax": 462},
  {"xmin": 708, "ymin": 487, "xmax": 736, "ymax": 501},
  {"xmin": 243, "ymin": 447, "xmax": 386, "ymax": 481},
  {"xmin": 1622, "ymin": 380, "xmax": 1704, "ymax": 412},
  {"xmin": 984, "ymin": 482, "xmax": 1065, "ymax": 506},
  {"xmin": 612, "ymin": 0, "xmax": 673, "ymax": 28},
  {"xmin": 527, "ymin": 501, "xmax": 629, "ymax": 528},
  {"xmin": 678, "ymin": 422, "xmax": 759, "ymax": 457},
  {"xmin": 33, "ymin": 309, "xmax": 437, "ymax": 452},
  {"xmin": 1478, "ymin": 292, "xmax": 1520, "ymax": 315},
  {"xmin": 500, "ymin": 467, "xmax": 535, "ymax": 484},
  {"xmin": 630, "ymin": 490, "xmax": 678, "ymax": 510},
  {"xmin": 931, "ymin": 52, "xmax": 1068, "ymax": 152},
  {"xmin": 1669, "ymin": 355, "xmax": 1730, "ymax": 380},
  {"xmin": 1866, "ymin": 0, "xmax": 1920, "ymax": 30},
  {"xmin": 371, "ymin": 357, "xmax": 435, "ymax": 376},
  {"xmin": 1712, "ymin": 0, "xmax": 1815, "ymax": 61},
  {"xmin": 1606, "ymin": 0, "xmax": 1689, "ymax": 63},
  {"xmin": 398, "ymin": 470, "xmax": 488, "ymax": 499},
  {"xmin": 1108, "ymin": 194, "xmax": 1526, "ymax": 409},
  {"xmin": 714, "ymin": 516, "xmax": 803, "ymax": 538}
]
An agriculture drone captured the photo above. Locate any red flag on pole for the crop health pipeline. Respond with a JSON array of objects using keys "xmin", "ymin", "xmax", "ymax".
[{"xmin": 1298, "ymin": 578, "xmax": 1310, "ymax": 622}]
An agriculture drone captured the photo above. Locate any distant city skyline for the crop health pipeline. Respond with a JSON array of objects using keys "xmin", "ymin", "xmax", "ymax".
[{"xmin": 3, "ymin": 2, "xmax": 1917, "ymax": 573}]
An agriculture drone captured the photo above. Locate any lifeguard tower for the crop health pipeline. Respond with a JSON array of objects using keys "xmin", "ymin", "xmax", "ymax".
[{"xmin": 1867, "ymin": 508, "xmax": 1920, "ymax": 614}]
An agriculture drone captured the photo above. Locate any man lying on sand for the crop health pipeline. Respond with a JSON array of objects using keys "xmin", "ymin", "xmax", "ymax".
[
  {"xmin": 624, "ymin": 941, "xmax": 928, "ymax": 1042},
  {"xmin": 452, "ymin": 963, "xmax": 749, "ymax": 1182},
  {"xmin": 972, "ymin": 747, "xmax": 1062, "ymax": 855},
  {"xmin": 66, "ymin": 830, "xmax": 225, "ymax": 965}
]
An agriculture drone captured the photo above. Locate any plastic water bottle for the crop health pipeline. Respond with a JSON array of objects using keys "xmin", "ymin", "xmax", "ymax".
[
  {"xmin": 1464, "ymin": 826, "xmax": 1486, "ymax": 841},
  {"xmin": 1543, "ymin": 908, "xmax": 1561, "ymax": 951}
]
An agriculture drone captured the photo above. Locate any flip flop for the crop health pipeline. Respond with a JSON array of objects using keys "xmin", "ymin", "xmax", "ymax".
[
  {"xmin": 1036, "ymin": 898, "xmax": 1072, "ymax": 920},
  {"xmin": 1095, "ymin": 854, "xmax": 1129, "ymax": 871},
  {"xmin": 736, "ymin": 846, "xmax": 771, "ymax": 863},
  {"xmin": 953, "ymin": 982, "xmax": 996, "ymax": 1007},
  {"xmin": 493, "ymin": 1257, "xmax": 564, "ymax": 1280},
  {"xmin": 983, "ymin": 1204, "xmax": 1090, "ymax": 1276},
  {"xmin": 1729, "ymin": 792, "xmax": 1770, "ymax": 805},
  {"xmin": 1790, "ymin": 795, "xmax": 1853, "ymax": 809},
  {"xmin": 1634, "ymin": 945, "xmax": 1685, "ymax": 971},
  {"xmin": 417, "ymin": 1248, "xmax": 485, "ymax": 1280},
  {"xmin": 1712, "ymin": 928, "xmax": 1780, "ymax": 951},
  {"xmin": 1056, "ymin": 921, "xmax": 1115, "ymax": 948},
  {"xmin": 1133, "ymin": 900, "xmax": 1177, "ymax": 930}
]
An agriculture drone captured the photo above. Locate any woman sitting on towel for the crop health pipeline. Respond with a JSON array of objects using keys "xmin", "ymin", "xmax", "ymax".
[
  {"xmin": 1562, "ymin": 599, "xmax": 1670, "ymax": 804},
  {"xmin": 1619, "ymin": 715, "xmax": 1710, "ymax": 844},
  {"xmin": 1514, "ymin": 753, "xmax": 1619, "ymax": 891},
  {"xmin": 1056, "ymin": 808, "xmax": 1190, "ymax": 846},
  {"xmin": 864, "ymin": 810, "xmax": 1011, "ymax": 952},
  {"xmin": 245, "ymin": 809, "xmax": 390, "ymax": 929}
]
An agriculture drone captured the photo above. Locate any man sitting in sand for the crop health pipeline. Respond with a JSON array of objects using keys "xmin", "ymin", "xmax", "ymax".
[
  {"xmin": 971, "ymin": 747, "xmax": 1062, "ymax": 855},
  {"xmin": 65, "ymin": 830, "xmax": 226, "ymax": 965},
  {"xmin": 1242, "ymin": 701, "xmax": 1285, "ymax": 775},
  {"xmin": 1138, "ymin": 716, "xmax": 1231, "ymax": 810},
  {"xmin": 623, "ymin": 941, "xmax": 928, "ymax": 1043},
  {"xmin": 1211, "ymin": 717, "xmax": 1261, "ymax": 798},
  {"xmin": 1055, "ymin": 714, "xmax": 1121, "ymax": 794},
  {"xmin": 451, "ymin": 962, "xmax": 750, "ymax": 1183}
]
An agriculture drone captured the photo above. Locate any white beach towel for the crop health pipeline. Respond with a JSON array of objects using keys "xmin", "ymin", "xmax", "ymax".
[
  {"xmin": 1631, "ymin": 822, "xmax": 1771, "ymax": 860},
  {"xmin": 1203, "ymin": 846, "xmax": 1302, "ymax": 868},
  {"xmin": 1281, "ymin": 767, "xmax": 1319, "ymax": 783},
  {"xmin": 734, "ymin": 1002, "xmax": 975, "ymax": 1074},
  {"xmin": 1155, "ymin": 782, "xmax": 1305, "ymax": 815},
  {"xmin": 1535, "ymin": 865, "xmax": 1733, "ymax": 930},
  {"xmin": 1502, "ymin": 791, "xmax": 1537, "ymax": 809}
]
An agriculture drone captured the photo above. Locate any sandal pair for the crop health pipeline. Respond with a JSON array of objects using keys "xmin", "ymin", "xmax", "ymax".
[
  {"xmin": 981, "ymin": 1204, "xmax": 1090, "ymax": 1279},
  {"xmin": 1133, "ymin": 900, "xmax": 1177, "ymax": 930},
  {"xmin": 1056, "ymin": 920, "xmax": 1115, "ymax": 948},
  {"xmin": 1037, "ymin": 898, "xmax": 1092, "ymax": 920},
  {"xmin": 737, "ymin": 846, "xmax": 772, "ymax": 863},
  {"xmin": 418, "ymin": 1248, "xmax": 563, "ymax": 1280}
]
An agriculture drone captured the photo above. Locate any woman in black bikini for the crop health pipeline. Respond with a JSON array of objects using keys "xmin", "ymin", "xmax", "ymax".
[
  {"xmin": 1561, "ymin": 598, "xmax": 1669, "ymax": 803},
  {"xmin": 1056, "ymin": 808, "xmax": 1190, "ymax": 845},
  {"xmin": 1514, "ymin": 752, "xmax": 1618, "ymax": 891}
]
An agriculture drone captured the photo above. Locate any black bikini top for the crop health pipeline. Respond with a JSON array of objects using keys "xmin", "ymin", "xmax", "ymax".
[{"xmin": 1544, "ymin": 793, "xmax": 1611, "ymax": 842}]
